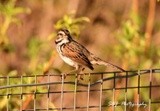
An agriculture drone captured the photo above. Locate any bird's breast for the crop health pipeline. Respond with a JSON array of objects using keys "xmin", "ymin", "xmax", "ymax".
[
  {"xmin": 56, "ymin": 44, "xmax": 77, "ymax": 67},
  {"xmin": 60, "ymin": 55, "xmax": 76, "ymax": 67}
]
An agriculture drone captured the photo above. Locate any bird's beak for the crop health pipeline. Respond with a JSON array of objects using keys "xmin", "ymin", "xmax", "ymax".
[
  {"xmin": 55, "ymin": 39, "xmax": 58, "ymax": 44},
  {"xmin": 55, "ymin": 38, "xmax": 62, "ymax": 44}
]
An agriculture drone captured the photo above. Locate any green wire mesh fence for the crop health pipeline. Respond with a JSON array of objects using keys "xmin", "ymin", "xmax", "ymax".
[{"xmin": 0, "ymin": 69, "xmax": 160, "ymax": 111}]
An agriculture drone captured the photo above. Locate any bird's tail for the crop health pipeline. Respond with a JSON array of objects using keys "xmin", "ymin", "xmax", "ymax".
[{"xmin": 90, "ymin": 54, "xmax": 125, "ymax": 72}]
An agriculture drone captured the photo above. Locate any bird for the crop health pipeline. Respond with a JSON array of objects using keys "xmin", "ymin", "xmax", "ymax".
[{"xmin": 55, "ymin": 28, "xmax": 125, "ymax": 75}]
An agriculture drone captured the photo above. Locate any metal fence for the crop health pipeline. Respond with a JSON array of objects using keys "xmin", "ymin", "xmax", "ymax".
[{"xmin": 0, "ymin": 69, "xmax": 160, "ymax": 111}]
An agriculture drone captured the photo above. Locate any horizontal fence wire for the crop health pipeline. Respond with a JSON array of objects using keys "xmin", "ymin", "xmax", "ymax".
[{"xmin": 0, "ymin": 69, "xmax": 160, "ymax": 111}]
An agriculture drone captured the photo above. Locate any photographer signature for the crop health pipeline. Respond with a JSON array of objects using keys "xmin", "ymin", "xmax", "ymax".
[{"xmin": 108, "ymin": 101, "xmax": 147, "ymax": 108}]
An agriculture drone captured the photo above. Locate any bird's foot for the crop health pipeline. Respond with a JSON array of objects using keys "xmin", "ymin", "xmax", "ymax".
[
  {"xmin": 61, "ymin": 73, "xmax": 68, "ymax": 80},
  {"xmin": 61, "ymin": 70, "xmax": 77, "ymax": 80},
  {"xmin": 77, "ymin": 74, "xmax": 84, "ymax": 82}
]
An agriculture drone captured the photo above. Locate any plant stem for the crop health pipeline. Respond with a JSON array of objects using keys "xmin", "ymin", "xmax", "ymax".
[{"xmin": 145, "ymin": 0, "xmax": 156, "ymax": 50}]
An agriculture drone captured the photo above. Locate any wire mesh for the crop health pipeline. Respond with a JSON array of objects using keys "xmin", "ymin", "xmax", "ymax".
[{"xmin": 0, "ymin": 69, "xmax": 160, "ymax": 111}]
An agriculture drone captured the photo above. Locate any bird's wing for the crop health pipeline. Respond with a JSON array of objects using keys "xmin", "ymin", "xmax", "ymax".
[{"xmin": 61, "ymin": 42, "xmax": 94, "ymax": 70}]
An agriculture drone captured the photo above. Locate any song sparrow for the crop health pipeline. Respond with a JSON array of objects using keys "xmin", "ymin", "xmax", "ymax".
[{"xmin": 55, "ymin": 29, "xmax": 125, "ymax": 73}]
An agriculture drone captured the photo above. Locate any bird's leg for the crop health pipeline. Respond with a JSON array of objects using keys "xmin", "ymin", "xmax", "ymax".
[
  {"xmin": 76, "ymin": 65, "xmax": 85, "ymax": 81},
  {"xmin": 62, "ymin": 69, "xmax": 77, "ymax": 79},
  {"xmin": 61, "ymin": 65, "xmax": 85, "ymax": 80}
]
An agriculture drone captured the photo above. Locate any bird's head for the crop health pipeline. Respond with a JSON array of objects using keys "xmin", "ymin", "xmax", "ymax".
[{"xmin": 55, "ymin": 29, "xmax": 72, "ymax": 45}]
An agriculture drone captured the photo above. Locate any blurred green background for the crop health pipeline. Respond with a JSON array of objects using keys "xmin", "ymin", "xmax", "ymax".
[
  {"xmin": 0, "ymin": 0, "xmax": 160, "ymax": 75},
  {"xmin": 0, "ymin": 0, "xmax": 160, "ymax": 110}
]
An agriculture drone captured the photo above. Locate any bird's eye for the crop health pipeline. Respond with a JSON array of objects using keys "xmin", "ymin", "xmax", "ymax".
[{"xmin": 57, "ymin": 33, "xmax": 63, "ymax": 36}]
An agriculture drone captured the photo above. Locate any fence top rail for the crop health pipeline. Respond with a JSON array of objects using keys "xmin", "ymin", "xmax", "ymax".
[
  {"xmin": 0, "ymin": 68, "xmax": 159, "ymax": 79},
  {"xmin": 0, "ymin": 68, "xmax": 159, "ymax": 90}
]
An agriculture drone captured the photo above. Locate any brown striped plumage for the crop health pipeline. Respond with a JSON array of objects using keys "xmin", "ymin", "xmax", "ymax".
[{"xmin": 61, "ymin": 40, "xmax": 94, "ymax": 70}]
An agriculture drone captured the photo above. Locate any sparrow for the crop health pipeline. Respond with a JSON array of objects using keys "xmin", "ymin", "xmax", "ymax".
[{"xmin": 55, "ymin": 28, "xmax": 125, "ymax": 74}]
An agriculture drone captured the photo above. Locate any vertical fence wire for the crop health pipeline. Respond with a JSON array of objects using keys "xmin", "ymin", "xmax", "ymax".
[
  {"xmin": 124, "ymin": 71, "xmax": 128, "ymax": 111},
  {"xmin": 7, "ymin": 76, "xmax": 9, "ymax": 111},
  {"xmin": 20, "ymin": 76, "xmax": 23, "ymax": 111},
  {"xmin": 137, "ymin": 70, "xmax": 140, "ymax": 111},
  {"xmin": 74, "ymin": 73, "xmax": 78, "ymax": 111},
  {"xmin": 87, "ymin": 73, "xmax": 91, "ymax": 111},
  {"xmin": 61, "ymin": 74, "xmax": 64, "ymax": 111},
  {"xmin": 47, "ymin": 74, "xmax": 50, "ymax": 111},
  {"xmin": 34, "ymin": 75, "xmax": 37, "ymax": 111},
  {"xmin": 149, "ymin": 69, "xmax": 152, "ymax": 111},
  {"xmin": 112, "ymin": 72, "xmax": 116, "ymax": 111},
  {"xmin": 99, "ymin": 73, "xmax": 103, "ymax": 111}
]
